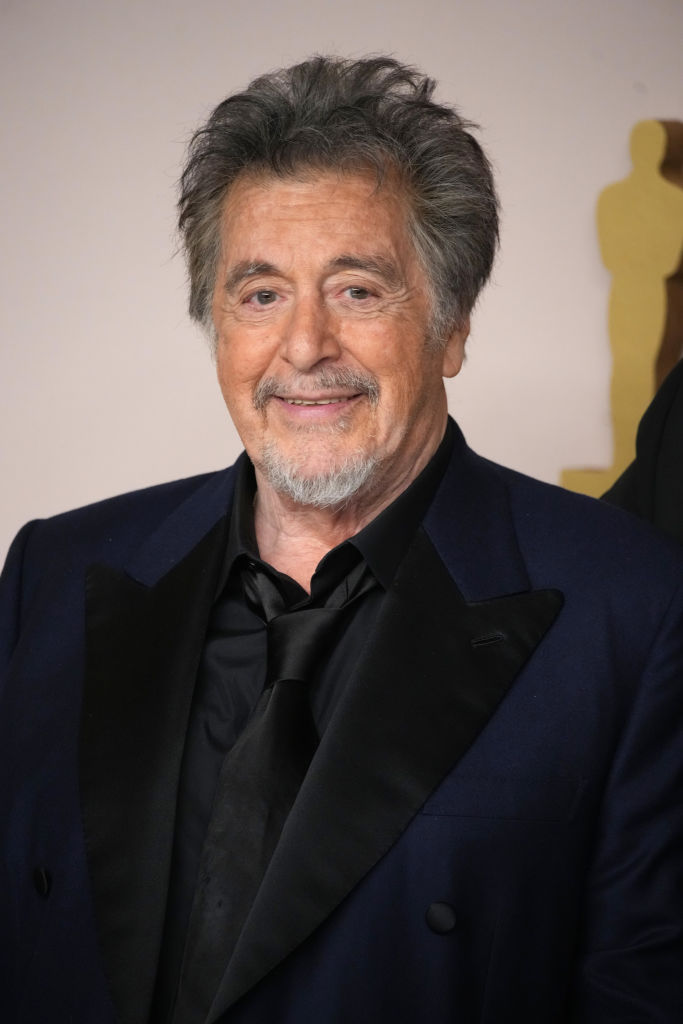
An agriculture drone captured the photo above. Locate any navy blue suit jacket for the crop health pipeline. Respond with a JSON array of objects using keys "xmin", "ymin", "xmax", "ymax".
[{"xmin": 2, "ymin": 421, "xmax": 683, "ymax": 1023}]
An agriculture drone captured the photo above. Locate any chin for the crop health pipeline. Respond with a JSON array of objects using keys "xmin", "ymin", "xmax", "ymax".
[{"xmin": 259, "ymin": 441, "xmax": 380, "ymax": 509}]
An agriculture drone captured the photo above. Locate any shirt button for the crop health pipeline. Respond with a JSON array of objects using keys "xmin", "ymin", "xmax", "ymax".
[
  {"xmin": 33, "ymin": 867, "xmax": 52, "ymax": 898},
  {"xmin": 425, "ymin": 901, "xmax": 457, "ymax": 934}
]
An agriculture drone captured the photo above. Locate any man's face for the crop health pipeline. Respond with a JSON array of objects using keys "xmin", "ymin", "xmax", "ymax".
[{"xmin": 212, "ymin": 169, "xmax": 467, "ymax": 510}]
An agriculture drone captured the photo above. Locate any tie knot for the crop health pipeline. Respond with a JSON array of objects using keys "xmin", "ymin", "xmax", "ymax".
[
  {"xmin": 241, "ymin": 553, "xmax": 378, "ymax": 685},
  {"xmin": 266, "ymin": 605, "xmax": 345, "ymax": 683}
]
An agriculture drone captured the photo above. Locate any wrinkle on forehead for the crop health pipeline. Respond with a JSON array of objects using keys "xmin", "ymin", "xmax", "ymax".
[
  {"xmin": 216, "ymin": 171, "xmax": 420, "ymax": 291},
  {"xmin": 219, "ymin": 166, "xmax": 411, "ymax": 237}
]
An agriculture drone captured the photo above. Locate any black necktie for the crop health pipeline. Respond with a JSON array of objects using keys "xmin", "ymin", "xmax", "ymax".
[{"xmin": 171, "ymin": 556, "xmax": 375, "ymax": 1023}]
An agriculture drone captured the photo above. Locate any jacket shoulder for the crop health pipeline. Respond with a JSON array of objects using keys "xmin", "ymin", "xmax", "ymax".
[
  {"xmin": 492, "ymin": 457, "xmax": 683, "ymax": 592},
  {"xmin": 2, "ymin": 466, "xmax": 238, "ymax": 593}
]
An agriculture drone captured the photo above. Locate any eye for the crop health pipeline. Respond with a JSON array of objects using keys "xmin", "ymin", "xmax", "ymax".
[
  {"xmin": 247, "ymin": 289, "xmax": 278, "ymax": 306},
  {"xmin": 345, "ymin": 286, "xmax": 373, "ymax": 300}
]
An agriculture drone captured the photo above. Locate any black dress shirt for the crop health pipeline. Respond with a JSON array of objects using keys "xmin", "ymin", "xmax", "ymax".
[{"xmin": 151, "ymin": 422, "xmax": 454, "ymax": 1022}]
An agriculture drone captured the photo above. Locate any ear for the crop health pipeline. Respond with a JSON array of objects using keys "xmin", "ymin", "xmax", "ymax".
[{"xmin": 441, "ymin": 319, "xmax": 469, "ymax": 378}]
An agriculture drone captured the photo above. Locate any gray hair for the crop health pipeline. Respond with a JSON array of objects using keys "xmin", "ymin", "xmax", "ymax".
[{"xmin": 178, "ymin": 55, "xmax": 499, "ymax": 344}]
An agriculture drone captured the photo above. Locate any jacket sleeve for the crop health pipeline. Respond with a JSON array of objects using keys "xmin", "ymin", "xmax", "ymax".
[
  {"xmin": 0, "ymin": 521, "xmax": 39, "ymax": 687},
  {"xmin": 570, "ymin": 581, "xmax": 683, "ymax": 1021}
]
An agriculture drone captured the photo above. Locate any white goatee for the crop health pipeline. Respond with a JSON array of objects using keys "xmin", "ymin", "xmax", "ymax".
[
  {"xmin": 259, "ymin": 443, "xmax": 380, "ymax": 508},
  {"xmin": 254, "ymin": 367, "xmax": 381, "ymax": 508}
]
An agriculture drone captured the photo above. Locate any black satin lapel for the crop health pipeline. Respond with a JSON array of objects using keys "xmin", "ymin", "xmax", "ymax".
[
  {"xmin": 80, "ymin": 517, "xmax": 228, "ymax": 1024},
  {"xmin": 208, "ymin": 529, "xmax": 563, "ymax": 1018}
]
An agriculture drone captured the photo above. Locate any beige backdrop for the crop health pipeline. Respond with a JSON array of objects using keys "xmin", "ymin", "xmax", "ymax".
[{"xmin": 2, "ymin": 0, "xmax": 682, "ymax": 562}]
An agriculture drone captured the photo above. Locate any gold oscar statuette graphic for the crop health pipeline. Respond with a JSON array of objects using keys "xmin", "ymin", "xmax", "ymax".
[{"xmin": 561, "ymin": 120, "xmax": 683, "ymax": 497}]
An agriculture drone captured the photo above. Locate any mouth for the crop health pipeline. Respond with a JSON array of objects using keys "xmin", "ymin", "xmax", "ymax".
[
  {"xmin": 253, "ymin": 371, "xmax": 379, "ymax": 413},
  {"xmin": 269, "ymin": 392, "xmax": 365, "ymax": 423},
  {"xmin": 281, "ymin": 395, "xmax": 359, "ymax": 406}
]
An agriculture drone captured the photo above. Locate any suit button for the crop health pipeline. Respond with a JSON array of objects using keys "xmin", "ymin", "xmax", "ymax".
[
  {"xmin": 426, "ymin": 901, "xmax": 457, "ymax": 934},
  {"xmin": 33, "ymin": 867, "xmax": 52, "ymax": 898}
]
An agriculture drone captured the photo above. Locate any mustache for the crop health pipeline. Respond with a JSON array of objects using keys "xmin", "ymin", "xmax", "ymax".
[{"xmin": 253, "ymin": 368, "xmax": 380, "ymax": 410}]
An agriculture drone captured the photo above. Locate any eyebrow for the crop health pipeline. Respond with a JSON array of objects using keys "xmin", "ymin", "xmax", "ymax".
[
  {"xmin": 223, "ymin": 253, "xmax": 404, "ymax": 293},
  {"xmin": 222, "ymin": 261, "xmax": 279, "ymax": 293},
  {"xmin": 326, "ymin": 253, "xmax": 403, "ymax": 289}
]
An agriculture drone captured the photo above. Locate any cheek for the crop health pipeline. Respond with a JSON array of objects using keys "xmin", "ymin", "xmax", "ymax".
[
  {"xmin": 218, "ymin": 328, "xmax": 281, "ymax": 387},
  {"xmin": 370, "ymin": 374, "xmax": 421, "ymax": 433},
  {"xmin": 216, "ymin": 354, "xmax": 253, "ymax": 418},
  {"xmin": 342, "ymin": 328, "xmax": 410, "ymax": 385},
  {"xmin": 217, "ymin": 337, "xmax": 264, "ymax": 390},
  {"xmin": 381, "ymin": 357, "xmax": 444, "ymax": 424}
]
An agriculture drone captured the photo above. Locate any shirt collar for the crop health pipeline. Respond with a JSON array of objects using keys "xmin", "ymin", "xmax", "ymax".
[{"xmin": 350, "ymin": 420, "xmax": 453, "ymax": 588}]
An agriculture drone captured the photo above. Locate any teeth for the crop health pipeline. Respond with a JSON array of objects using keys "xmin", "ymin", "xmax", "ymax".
[{"xmin": 285, "ymin": 398, "xmax": 344, "ymax": 406}]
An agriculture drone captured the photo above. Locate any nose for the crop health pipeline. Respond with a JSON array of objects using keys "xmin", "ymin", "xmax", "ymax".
[{"xmin": 278, "ymin": 295, "xmax": 341, "ymax": 371}]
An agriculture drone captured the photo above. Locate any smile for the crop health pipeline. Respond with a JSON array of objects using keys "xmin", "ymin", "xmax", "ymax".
[{"xmin": 283, "ymin": 398, "xmax": 349, "ymax": 406}]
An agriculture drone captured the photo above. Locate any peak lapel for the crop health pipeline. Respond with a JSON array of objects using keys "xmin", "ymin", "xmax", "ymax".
[
  {"xmin": 81, "ymin": 514, "xmax": 229, "ymax": 1024},
  {"xmin": 208, "ymin": 528, "xmax": 563, "ymax": 1018}
]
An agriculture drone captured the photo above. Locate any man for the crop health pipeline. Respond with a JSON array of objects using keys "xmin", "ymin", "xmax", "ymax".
[
  {"xmin": 603, "ymin": 358, "xmax": 683, "ymax": 543},
  {"xmin": 1, "ymin": 56, "xmax": 683, "ymax": 1024}
]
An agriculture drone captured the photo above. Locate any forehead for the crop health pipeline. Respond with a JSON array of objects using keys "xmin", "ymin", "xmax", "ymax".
[{"xmin": 217, "ymin": 169, "xmax": 416, "ymax": 265}]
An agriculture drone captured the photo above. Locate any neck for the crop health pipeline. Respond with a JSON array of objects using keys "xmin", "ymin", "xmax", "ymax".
[
  {"xmin": 253, "ymin": 423, "xmax": 446, "ymax": 590},
  {"xmin": 253, "ymin": 494, "xmax": 374, "ymax": 591}
]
